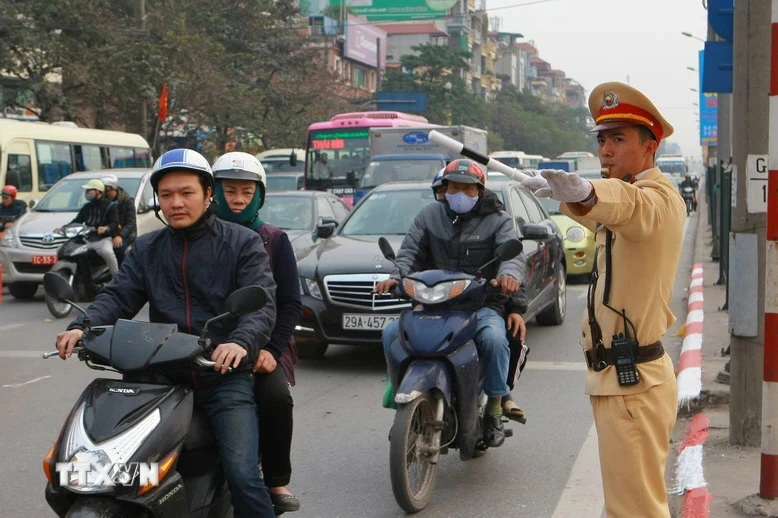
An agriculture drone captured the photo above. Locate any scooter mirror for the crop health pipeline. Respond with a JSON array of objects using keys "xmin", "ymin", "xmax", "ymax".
[
  {"xmin": 43, "ymin": 272, "xmax": 75, "ymax": 302},
  {"xmin": 224, "ymin": 285, "xmax": 268, "ymax": 316},
  {"xmin": 495, "ymin": 239, "xmax": 523, "ymax": 262},
  {"xmin": 378, "ymin": 237, "xmax": 395, "ymax": 261}
]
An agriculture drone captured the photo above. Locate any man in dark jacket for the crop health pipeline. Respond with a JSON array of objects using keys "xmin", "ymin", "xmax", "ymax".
[
  {"xmin": 55, "ymin": 149, "xmax": 278, "ymax": 518},
  {"xmin": 54, "ymin": 179, "xmax": 119, "ymax": 277},
  {"xmin": 100, "ymin": 174, "xmax": 137, "ymax": 266},
  {"xmin": 0, "ymin": 185, "xmax": 26, "ymax": 231},
  {"xmin": 376, "ymin": 159, "xmax": 526, "ymax": 447}
]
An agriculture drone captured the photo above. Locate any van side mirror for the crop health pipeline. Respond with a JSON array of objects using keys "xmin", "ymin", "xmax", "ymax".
[
  {"xmin": 290, "ymin": 152, "xmax": 298, "ymax": 167},
  {"xmin": 28, "ymin": 199, "xmax": 37, "ymax": 209}
]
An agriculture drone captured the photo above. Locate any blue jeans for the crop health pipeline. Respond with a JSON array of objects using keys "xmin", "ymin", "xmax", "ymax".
[
  {"xmin": 193, "ymin": 374, "xmax": 274, "ymax": 518},
  {"xmin": 382, "ymin": 307, "xmax": 510, "ymax": 397}
]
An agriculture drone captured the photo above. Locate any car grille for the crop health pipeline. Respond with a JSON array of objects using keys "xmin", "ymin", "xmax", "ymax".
[
  {"xmin": 19, "ymin": 235, "xmax": 67, "ymax": 250},
  {"xmin": 324, "ymin": 274, "xmax": 410, "ymax": 311},
  {"xmin": 13, "ymin": 262, "xmax": 54, "ymax": 274}
]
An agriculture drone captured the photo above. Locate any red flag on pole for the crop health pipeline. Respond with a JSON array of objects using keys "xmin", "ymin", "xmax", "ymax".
[{"xmin": 158, "ymin": 83, "xmax": 168, "ymax": 122}]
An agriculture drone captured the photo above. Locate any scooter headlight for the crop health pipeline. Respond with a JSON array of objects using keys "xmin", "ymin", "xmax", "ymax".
[
  {"xmin": 403, "ymin": 279, "xmax": 471, "ymax": 305},
  {"xmin": 57, "ymin": 403, "xmax": 161, "ymax": 494}
]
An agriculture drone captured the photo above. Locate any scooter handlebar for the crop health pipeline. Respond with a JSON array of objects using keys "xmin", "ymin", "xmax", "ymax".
[{"xmin": 193, "ymin": 354, "xmax": 234, "ymax": 373}]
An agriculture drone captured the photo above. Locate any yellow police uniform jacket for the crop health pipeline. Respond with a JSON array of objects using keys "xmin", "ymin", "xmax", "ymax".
[{"xmin": 561, "ymin": 167, "xmax": 686, "ymax": 396}]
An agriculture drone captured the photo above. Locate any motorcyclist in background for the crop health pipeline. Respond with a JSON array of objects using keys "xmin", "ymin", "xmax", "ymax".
[
  {"xmin": 100, "ymin": 174, "xmax": 137, "ymax": 267},
  {"xmin": 0, "ymin": 185, "xmax": 26, "ymax": 231},
  {"xmin": 679, "ymin": 175, "xmax": 697, "ymax": 212},
  {"xmin": 54, "ymin": 179, "xmax": 119, "ymax": 279},
  {"xmin": 211, "ymin": 152, "xmax": 303, "ymax": 514}
]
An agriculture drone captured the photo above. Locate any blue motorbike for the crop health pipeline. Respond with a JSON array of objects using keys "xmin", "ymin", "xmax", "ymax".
[{"xmin": 378, "ymin": 236, "xmax": 523, "ymax": 513}]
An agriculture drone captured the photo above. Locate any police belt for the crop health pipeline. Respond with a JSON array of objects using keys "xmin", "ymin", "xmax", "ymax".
[{"xmin": 585, "ymin": 341, "xmax": 664, "ymax": 372}]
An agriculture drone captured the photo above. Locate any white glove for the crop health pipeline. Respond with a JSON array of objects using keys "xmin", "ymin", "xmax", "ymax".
[
  {"xmin": 521, "ymin": 175, "xmax": 552, "ymax": 198},
  {"xmin": 538, "ymin": 169, "xmax": 593, "ymax": 203}
]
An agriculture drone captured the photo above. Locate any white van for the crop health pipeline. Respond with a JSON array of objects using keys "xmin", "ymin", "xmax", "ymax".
[
  {"xmin": 0, "ymin": 169, "xmax": 163, "ymax": 299},
  {"xmin": 0, "ymin": 119, "xmax": 151, "ymax": 206},
  {"xmin": 255, "ymin": 148, "xmax": 305, "ymax": 174},
  {"xmin": 490, "ymin": 151, "xmax": 545, "ymax": 169}
]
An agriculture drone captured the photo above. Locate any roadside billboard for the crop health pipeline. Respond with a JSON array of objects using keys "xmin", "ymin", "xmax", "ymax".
[
  {"xmin": 330, "ymin": 0, "xmax": 457, "ymax": 21},
  {"xmin": 345, "ymin": 15, "xmax": 387, "ymax": 69}
]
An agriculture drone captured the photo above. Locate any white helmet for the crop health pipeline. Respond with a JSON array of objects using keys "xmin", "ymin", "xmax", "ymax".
[
  {"xmin": 212, "ymin": 152, "xmax": 267, "ymax": 186},
  {"xmin": 100, "ymin": 174, "xmax": 119, "ymax": 189},
  {"xmin": 150, "ymin": 149, "xmax": 213, "ymax": 191}
]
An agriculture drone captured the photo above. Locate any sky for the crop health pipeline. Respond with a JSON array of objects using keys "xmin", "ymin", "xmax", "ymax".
[{"xmin": 486, "ymin": 0, "xmax": 709, "ymax": 160}]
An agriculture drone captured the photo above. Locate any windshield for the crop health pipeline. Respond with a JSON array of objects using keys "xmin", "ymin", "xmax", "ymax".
[
  {"xmin": 260, "ymin": 196, "xmax": 314, "ymax": 230},
  {"xmin": 341, "ymin": 189, "xmax": 436, "ymax": 236},
  {"xmin": 262, "ymin": 158, "xmax": 304, "ymax": 174},
  {"xmin": 34, "ymin": 177, "xmax": 141, "ymax": 212},
  {"xmin": 537, "ymin": 197, "xmax": 562, "ymax": 215},
  {"xmin": 306, "ymin": 129, "xmax": 370, "ymax": 185},
  {"xmin": 492, "ymin": 156, "xmax": 520, "ymax": 168},
  {"xmin": 658, "ymin": 161, "xmax": 687, "ymax": 175},
  {"xmin": 266, "ymin": 175, "xmax": 302, "ymax": 192},
  {"xmin": 360, "ymin": 159, "xmax": 443, "ymax": 188}
]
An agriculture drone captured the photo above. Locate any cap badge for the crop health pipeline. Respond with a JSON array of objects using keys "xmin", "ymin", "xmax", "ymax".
[{"xmin": 601, "ymin": 91, "xmax": 619, "ymax": 111}]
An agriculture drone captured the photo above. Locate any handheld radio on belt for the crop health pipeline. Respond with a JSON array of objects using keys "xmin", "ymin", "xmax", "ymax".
[{"xmin": 587, "ymin": 229, "xmax": 641, "ymax": 386}]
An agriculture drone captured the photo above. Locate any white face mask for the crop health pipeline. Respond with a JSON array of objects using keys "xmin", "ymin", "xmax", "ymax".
[{"xmin": 445, "ymin": 192, "xmax": 479, "ymax": 214}]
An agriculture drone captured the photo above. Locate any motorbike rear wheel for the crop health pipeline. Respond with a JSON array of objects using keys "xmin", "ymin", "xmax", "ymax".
[
  {"xmin": 45, "ymin": 269, "xmax": 75, "ymax": 319},
  {"xmin": 389, "ymin": 393, "xmax": 440, "ymax": 513}
]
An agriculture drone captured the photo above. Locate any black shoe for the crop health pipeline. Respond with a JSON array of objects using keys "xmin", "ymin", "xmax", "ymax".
[
  {"xmin": 483, "ymin": 415, "xmax": 505, "ymax": 448},
  {"xmin": 271, "ymin": 493, "xmax": 300, "ymax": 513}
]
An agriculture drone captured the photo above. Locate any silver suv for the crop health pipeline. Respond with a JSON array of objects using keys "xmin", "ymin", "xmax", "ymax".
[{"xmin": 0, "ymin": 169, "xmax": 162, "ymax": 299}]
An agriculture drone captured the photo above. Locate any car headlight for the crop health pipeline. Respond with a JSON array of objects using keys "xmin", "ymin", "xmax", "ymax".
[
  {"xmin": 403, "ymin": 279, "xmax": 471, "ymax": 305},
  {"xmin": 303, "ymin": 278, "xmax": 322, "ymax": 300},
  {"xmin": 0, "ymin": 227, "xmax": 18, "ymax": 248},
  {"xmin": 58, "ymin": 403, "xmax": 160, "ymax": 493},
  {"xmin": 566, "ymin": 227, "xmax": 586, "ymax": 243}
]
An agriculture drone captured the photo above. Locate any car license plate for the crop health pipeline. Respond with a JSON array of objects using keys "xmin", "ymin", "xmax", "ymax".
[
  {"xmin": 342, "ymin": 313, "xmax": 399, "ymax": 331},
  {"xmin": 31, "ymin": 255, "xmax": 57, "ymax": 265}
]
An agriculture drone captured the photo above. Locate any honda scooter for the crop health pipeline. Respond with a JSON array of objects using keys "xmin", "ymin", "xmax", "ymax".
[
  {"xmin": 41, "ymin": 272, "xmax": 268, "ymax": 518},
  {"xmin": 378, "ymin": 237, "xmax": 523, "ymax": 513},
  {"xmin": 46, "ymin": 223, "xmax": 113, "ymax": 319}
]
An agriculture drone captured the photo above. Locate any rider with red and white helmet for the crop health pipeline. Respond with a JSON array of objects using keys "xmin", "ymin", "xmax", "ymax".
[{"xmin": 0, "ymin": 185, "xmax": 27, "ymax": 231}]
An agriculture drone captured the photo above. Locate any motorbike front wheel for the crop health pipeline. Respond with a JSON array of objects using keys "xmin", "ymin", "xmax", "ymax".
[
  {"xmin": 389, "ymin": 393, "xmax": 440, "ymax": 513},
  {"xmin": 45, "ymin": 269, "xmax": 75, "ymax": 319}
]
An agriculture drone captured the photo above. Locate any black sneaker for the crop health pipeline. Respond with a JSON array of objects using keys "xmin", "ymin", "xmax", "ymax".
[{"xmin": 483, "ymin": 415, "xmax": 505, "ymax": 447}]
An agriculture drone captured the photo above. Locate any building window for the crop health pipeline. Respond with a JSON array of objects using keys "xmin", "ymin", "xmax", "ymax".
[{"xmin": 353, "ymin": 67, "xmax": 366, "ymax": 87}]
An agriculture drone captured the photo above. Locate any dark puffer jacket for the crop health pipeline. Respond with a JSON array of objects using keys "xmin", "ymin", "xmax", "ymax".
[
  {"xmin": 68, "ymin": 213, "xmax": 277, "ymax": 384},
  {"xmin": 391, "ymin": 189, "xmax": 527, "ymax": 316},
  {"xmin": 111, "ymin": 187, "xmax": 137, "ymax": 243},
  {"xmin": 68, "ymin": 196, "xmax": 119, "ymax": 242}
]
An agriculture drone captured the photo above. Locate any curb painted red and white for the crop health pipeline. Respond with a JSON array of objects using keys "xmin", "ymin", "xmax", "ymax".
[
  {"xmin": 672, "ymin": 263, "xmax": 710, "ymax": 517},
  {"xmin": 677, "ymin": 263, "xmax": 704, "ymax": 406},
  {"xmin": 673, "ymin": 414, "xmax": 712, "ymax": 517}
]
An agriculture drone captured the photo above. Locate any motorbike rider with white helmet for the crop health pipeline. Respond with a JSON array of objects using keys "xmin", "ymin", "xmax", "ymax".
[
  {"xmin": 212, "ymin": 151, "xmax": 302, "ymax": 514},
  {"xmin": 55, "ymin": 148, "xmax": 278, "ymax": 517}
]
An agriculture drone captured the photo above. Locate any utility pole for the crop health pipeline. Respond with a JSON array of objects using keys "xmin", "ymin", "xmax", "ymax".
[
  {"xmin": 729, "ymin": 0, "xmax": 770, "ymax": 447},
  {"xmin": 376, "ymin": 37, "xmax": 382, "ymax": 93},
  {"xmin": 762, "ymin": 0, "xmax": 778, "ymax": 499},
  {"xmin": 139, "ymin": 0, "xmax": 147, "ymax": 139}
]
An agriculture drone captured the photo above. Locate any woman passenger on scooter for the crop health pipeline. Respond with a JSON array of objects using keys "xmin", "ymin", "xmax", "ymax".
[{"xmin": 211, "ymin": 152, "xmax": 303, "ymax": 514}]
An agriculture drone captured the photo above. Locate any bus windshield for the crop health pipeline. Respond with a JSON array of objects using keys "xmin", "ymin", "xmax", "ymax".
[{"xmin": 306, "ymin": 128, "xmax": 370, "ymax": 185}]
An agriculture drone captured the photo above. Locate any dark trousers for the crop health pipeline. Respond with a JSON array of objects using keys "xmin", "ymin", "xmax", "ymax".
[
  {"xmin": 114, "ymin": 243, "xmax": 128, "ymax": 267},
  {"xmin": 254, "ymin": 367, "xmax": 294, "ymax": 488},
  {"xmin": 193, "ymin": 374, "xmax": 275, "ymax": 518}
]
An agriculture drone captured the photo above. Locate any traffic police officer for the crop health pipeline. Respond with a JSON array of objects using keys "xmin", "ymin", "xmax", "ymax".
[{"xmin": 522, "ymin": 81, "xmax": 685, "ymax": 517}]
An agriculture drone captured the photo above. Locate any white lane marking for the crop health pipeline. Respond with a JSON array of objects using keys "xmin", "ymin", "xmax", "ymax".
[
  {"xmin": 3, "ymin": 375, "xmax": 51, "ymax": 388},
  {"xmin": 0, "ymin": 350, "xmax": 51, "ymax": 359},
  {"xmin": 0, "ymin": 323, "xmax": 25, "ymax": 332},
  {"xmin": 524, "ymin": 361, "xmax": 587, "ymax": 371},
  {"xmin": 551, "ymin": 422, "xmax": 605, "ymax": 518}
]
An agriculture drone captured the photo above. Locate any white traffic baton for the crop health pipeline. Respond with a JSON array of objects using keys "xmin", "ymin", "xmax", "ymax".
[{"xmin": 427, "ymin": 130, "xmax": 535, "ymax": 182}]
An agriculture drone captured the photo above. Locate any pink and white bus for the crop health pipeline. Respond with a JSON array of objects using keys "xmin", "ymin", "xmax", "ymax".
[{"xmin": 304, "ymin": 111, "xmax": 430, "ymax": 206}]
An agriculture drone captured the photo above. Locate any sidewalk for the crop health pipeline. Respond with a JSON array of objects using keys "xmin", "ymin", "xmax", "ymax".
[{"xmin": 667, "ymin": 192, "xmax": 778, "ymax": 517}]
